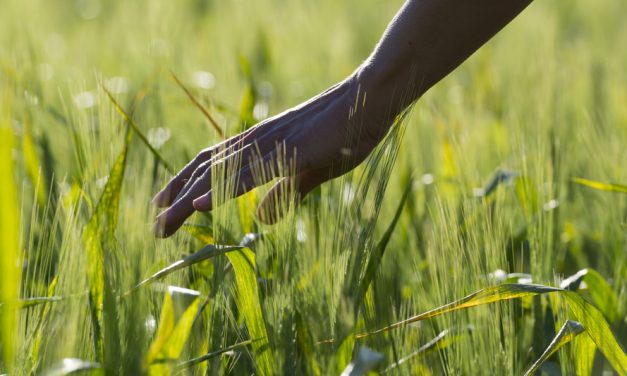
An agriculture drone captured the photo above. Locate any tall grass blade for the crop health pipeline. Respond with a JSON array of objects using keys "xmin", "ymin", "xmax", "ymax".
[
  {"xmin": 238, "ymin": 56, "xmax": 257, "ymax": 130},
  {"xmin": 102, "ymin": 87, "xmax": 174, "ymax": 173},
  {"xmin": 30, "ymin": 276, "xmax": 59, "ymax": 373},
  {"xmin": 128, "ymin": 244, "xmax": 243, "ymax": 292},
  {"xmin": 383, "ymin": 326, "xmax": 472, "ymax": 373},
  {"xmin": 181, "ymin": 224, "xmax": 215, "ymax": 244},
  {"xmin": 571, "ymin": 177, "xmax": 627, "ymax": 194},
  {"xmin": 356, "ymin": 178, "xmax": 412, "ymax": 308},
  {"xmin": 170, "ymin": 71, "xmax": 224, "ymax": 138},
  {"xmin": 358, "ymin": 284, "xmax": 560, "ymax": 337},
  {"xmin": 175, "ymin": 340, "xmax": 252, "ymax": 370},
  {"xmin": 146, "ymin": 292, "xmax": 201, "ymax": 372},
  {"xmin": 22, "ymin": 120, "xmax": 47, "ymax": 207},
  {"xmin": 0, "ymin": 96, "xmax": 20, "ymax": 371},
  {"xmin": 355, "ymin": 283, "xmax": 627, "ymax": 374},
  {"xmin": 523, "ymin": 320, "xmax": 585, "ymax": 376},
  {"xmin": 561, "ymin": 268, "xmax": 620, "ymax": 323},
  {"xmin": 226, "ymin": 248, "xmax": 274, "ymax": 376},
  {"xmin": 562, "ymin": 291, "xmax": 627, "ymax": 374},
  {"xmin": 82, "ymin": 127, "xmax": 131, "ymax": 361},
  {"xmin": 17, "ymin": 297, "xmax": 63, "ymax": 309}
]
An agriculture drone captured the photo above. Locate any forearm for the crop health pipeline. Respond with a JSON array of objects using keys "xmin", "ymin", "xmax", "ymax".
[{"xmin": 357, "ymin": 0, "xmax": 533, "ymax": 117}]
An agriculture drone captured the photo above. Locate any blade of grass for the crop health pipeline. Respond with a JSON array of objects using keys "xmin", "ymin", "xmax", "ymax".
[
  {"xmin": 563, "ymin": 291, "xmax": 627, "ymax": 374},
  {"xmin": 0, "ymin": 94, "xmax": 20, "ymax": 370},
  {"xmin": 523, "ymin": 320, "xmax": 585, "ymax": 376},
  {"xmin": 571, "ymin": 177, "xmax": 627, "ymax": 194},
  {"xmin": 561, "ymin": 268, "xmax": 620, "ymax": 323},
  {"xmin": 127, "ymin": 244, "xmax": 243, "ymax": 293},
  {"xmin": 356, "ymin": 178, "xmax": 412, "ymax": 309},
  {"xmin": 145, "ymin": 293, "xmax": 175, "ymax": 366},
  {"xmin": 181, "ymin": 223, "xmax": 215, "ymax": 244},
  {"xmin": 22, "ymin": 118, "xmax": 47, "ymax": 207},
  {"xmin": 226, "ymin": 248, "xmax": 274, "ymax": 376},
  {"xmin": 357, "ymin": 284, "xmax": 561, "ymax": 338},
  {"xmin": 174, "ymin": 340, "xmax": 252, "ymax": 370},
  {"xmin": 17, "ymin": 296, "xmax": 63, "ymax": 309},
  {"xmin": 169, "ymin": 70, "xmax": 224, "ymax": 138},
  {"xmin": 146, "ymin": 293, "xmax": 201, "ymax": 370},
  {"xmin": 351, "ymin": 283, "xmax": 627, "ymax": 374},
  {"xmin": 238, "ymin": 56, "xmax": 257, "ymax": 130},
  {"xmin": 383, "ymin": 326, "xmax": 472, "ymax": 373},
  {"xmin": 102, "ymin": 86, "xmax": 174, "ymax": 173},
  {"xmin": 82, "ymin": 126, "xmax": 131, "ymax": 362}
]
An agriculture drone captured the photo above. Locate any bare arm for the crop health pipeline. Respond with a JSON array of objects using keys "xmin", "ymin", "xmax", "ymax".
[
  {"xmin": 359, "ymin": 0, "xmax": 533, "ymax": 126},
  {"xmin": 153, "ymin": 0, "xmax": 533, "ymax": 237}
]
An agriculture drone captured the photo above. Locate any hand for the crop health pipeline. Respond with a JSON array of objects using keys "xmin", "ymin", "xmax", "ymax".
[{"xmin": 153, "ymin": 74, "xmax": 392, "ymax": 237}]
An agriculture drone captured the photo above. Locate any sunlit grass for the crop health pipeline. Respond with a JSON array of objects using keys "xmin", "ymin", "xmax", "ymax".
[{"xmin": 1, "ymin": 0, "xmax": 626, "ymax": 374}]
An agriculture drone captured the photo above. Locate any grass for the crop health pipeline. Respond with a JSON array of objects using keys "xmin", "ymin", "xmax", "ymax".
[{"xmin": 1, "ymin": 0, "xmax": 626, "ymax": 374}]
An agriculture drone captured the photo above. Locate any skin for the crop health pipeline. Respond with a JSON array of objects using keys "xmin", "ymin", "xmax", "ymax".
[{"xmin": 153, "ymin": 0, "xmax": 533, "ymax": 238}]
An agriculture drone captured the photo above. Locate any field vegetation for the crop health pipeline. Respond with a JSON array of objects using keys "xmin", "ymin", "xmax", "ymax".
[{"xmin": 1, "ymin": 0, "xmax": 626, "ymax": 374}]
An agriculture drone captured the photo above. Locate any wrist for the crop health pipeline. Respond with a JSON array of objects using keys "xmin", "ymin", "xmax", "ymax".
[{"xmin": 352, "ymin": 61, "xmax": 408, "ymax": 128}]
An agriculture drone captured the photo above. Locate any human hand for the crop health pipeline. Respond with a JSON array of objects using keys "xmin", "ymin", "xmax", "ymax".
[{"xmin": 152, "ymin": 74, "xmax": 392, "ymax": 237}]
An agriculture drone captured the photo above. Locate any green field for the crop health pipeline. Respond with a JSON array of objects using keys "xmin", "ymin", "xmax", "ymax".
[{"xmin": 1, "ymin": 0, "xmax": 626, "ymax": 374}]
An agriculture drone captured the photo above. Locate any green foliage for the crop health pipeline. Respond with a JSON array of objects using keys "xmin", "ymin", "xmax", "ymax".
[
  {"xmin": 226, "ymin": 248, "xmax": 274, "ymax": 376},
  {"xmin": 524, "ymin": 320, "xmax": 585, "ymax": 376},
  {"xmin": 1, "ymin": 0, "xmax": 627, "ymax": 374},
  {"xmin": 0, "ymin": 92, "xmax": 19, "ymax": 371}
]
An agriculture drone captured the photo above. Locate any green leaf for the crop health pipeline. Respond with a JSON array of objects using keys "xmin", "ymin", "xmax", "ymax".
[
  {"xmin": 336, "ymin": 334, "xmax": 356, "ymax": 375},
  {"xmin": 572, "ymin": 329, "xmax": 596, "ymax": 376},
  {"xmin": 182, "ymin": 223, "xmax": 215, "ymax": 244},
  {"xmin": 128, "ymin": 244, "xmax": 243, "ymax": 293},
  {"xmin": 82, "ymin": 127, "xmax": 131, "ymax": 361},
  {"xmin": 29, "ymin": 276, "xmax": 59, "ymax": 373},
  {"xmin": 22, "ymin": 120, "xmax": 47, "ymax": 207},
  {"xmin": 384, "ymin": 326, "xmax": 472, "ymax": 372},
  {"xmin": 354, "ymin": 283, "xmax": 627, "ymax": 375},
  {"xmin": 563, "ymin": 291, "xmax": 627, "ymax": 374},
  {"xmin": 355, "ymin": 178, "xmax": 411, "ymax": 308},
  {"xmin": 561, "ymin": 268, "xmax": 620, "ymax": 323},
  {"xmin": 226, "ymin": 248, "xmax": 274, "ymax": 376},
  {"xmin": 523, "ymin": 320, "xmax": 585, "ymax": 376},
  {"xmin": 16, "ymin": 296, "xmax": 63, "ymax": 309},
  {"xmin": 358, "ymin": 284, "xmax": 561, "ymax": 338},
  {"xmin": 146, "ymin": 292, "xmax": 201, "ymax": 374},
  {"xmin": 145, "ymin": 293, "xmax": 175, "ymax": 365},
  {"xmin": 175, "ymin": 340, "xmax": 252, "ymax": 370},
  {"xmin": 238, "ymin": 56, "xmax": 257, "ymax": 130},
  {"xmin": 571, "ymin": 177, "xmax": 627, "ymax": 194},
  {"xmin": 0, "ymin": 97, "xmax": 20, "ymax": 370},
  {"xmin": 515, "ymin": 176, "xmax": 541, "ymax": 218}
]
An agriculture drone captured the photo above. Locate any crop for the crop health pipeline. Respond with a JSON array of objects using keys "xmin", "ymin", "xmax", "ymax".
[{"xmin": 1, "ymin": 0, "xmax": 626, "ymax": 374}]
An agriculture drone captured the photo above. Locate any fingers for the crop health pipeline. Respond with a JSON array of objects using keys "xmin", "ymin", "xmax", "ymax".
[
  {"xmin": 154, "ymin": 165, "xmax": 213, "ymax": 237},
  {"xmin": 151, "ymin": 150, "xmax": 211, "ymax": 207},
  {"xmin": 152, "ymin": 127, "xmax": 259, "ymax": 207},
  {"xmin": 154, "ymin": 148, "xmax": 280, "ymax": 237}
]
